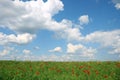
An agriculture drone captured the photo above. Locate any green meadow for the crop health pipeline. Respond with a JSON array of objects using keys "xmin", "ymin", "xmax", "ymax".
[{"xmin": 0, "ymin": 61, "xmax": 120, "ymax": 80}]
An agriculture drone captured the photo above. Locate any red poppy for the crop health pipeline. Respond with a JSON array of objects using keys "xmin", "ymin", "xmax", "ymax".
[
  {"xmin": 116, "ymin": 63, "xmax": 120, "ymax": 68},
  {"xmin": 72, "ymin": 68, "xmax": 75, "ymax": 75},
  {"xmin": 87, "ymin": 65, "xmax": 91, "ymax": 68},
  {"xmin": 35, "ymin": 71, "xmax": 40, "ymax": 75},
  {"xmin": 83, "ymin": 70, "xmax": 90, "ymax": 75},
  {"xmin": 103, "ymin": 75, "xmax": 108, "ymax": 78},
  {"xmin": 30, "ymin": 66, "xmax": 33, "ymax": 71},
  {"xmin": 56, "ymin": 69, "xmax": 61, "ymax": 73},
  {"xmin": 49, "ymin": 67, "xmax": 56, "ymax": 71},
  {"xmin": 30, "ymin": 66, "xmax": 32, "ymax": 68},
  {"xmin": 95, "ymin": 70, "xmax": 99, "ymax": 75},
  {"xmin": 79, "ymin": 66, "xmax": 84, "ymax": 69}
]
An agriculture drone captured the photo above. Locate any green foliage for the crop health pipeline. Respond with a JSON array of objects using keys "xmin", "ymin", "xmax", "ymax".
[{"xmin": 0, "ymin": 61, "xmax": 120, "ymax": 80}]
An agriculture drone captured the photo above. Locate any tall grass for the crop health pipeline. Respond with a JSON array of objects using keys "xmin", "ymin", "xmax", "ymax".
[{"xmin": 0, "ymin": 61, "xmax": 120, "ymax": 80}]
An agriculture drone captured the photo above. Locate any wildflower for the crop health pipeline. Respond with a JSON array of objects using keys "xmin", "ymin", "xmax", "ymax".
[
  {"xmin": 94, "ymin": 70, "xmax": 99, "ymax": 75},
  {"xmin": 35, "ymin": 71, "xmax": 40, "ymax": 76},
  {"xmin": 30, "ymin": 66, "xmax": 33, "ymax": 71},
  {"xmin": 83, "ymin": 70, "xmax": 90, "ymax": 75},
  {"xmin": 56, "ymin": 69, "xmax": 62, "ymax": 73},
  {"xmin": 30, "ymin": 66, "xmax": 32, "ymax": 68},
  {"xmin": 87, "ymin": 65, "xmax": 91, "ymax": 68},
  {"xmin": 79, "ymin": 66, "xmax": 84, "ymax": 69},
  {"xmin": 49, "ymin": 67, "xmax": 56, "ymax": 71},
  {"xmin": 72, "ymin": 68, "xmax": 75, "ymax": 76},
  {"xmin": 103, "ymin": 75, "xmax": 108, "ymax": 78},
  {"xmin": 116, "ymin": 63, "xmax": 120, "ymax": 68}
]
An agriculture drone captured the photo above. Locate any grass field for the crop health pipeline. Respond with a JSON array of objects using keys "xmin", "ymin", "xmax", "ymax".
[{"xmin": 0, "ymin": 61, "xmax": 120, "ymax": 80}]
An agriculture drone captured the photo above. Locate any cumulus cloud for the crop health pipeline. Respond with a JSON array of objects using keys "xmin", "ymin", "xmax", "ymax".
[
  {"xmin": 0, "ymin": 0, "xmax": 90, "ymax": 61},
  {"xmin": 56, "ymin": 27, "xmax": 82, "ymax": 41},
  {"xmin": 79, "ymin": 15, "xmax": 89, "ymax": 25},
  {"xmin": 84, "ymin": 30, "xmax": 120, "ymax": 46},
  {"xmin": 112, "ymin": 0, "xmax": 120, "ymax": 10},
  {"xmin": 0, "ymin": 32, "xmax": 35, "ymax": 45},
  {"xmin": 84, "ymin": 30, "xmax": 120, "ymax": 54},
  {"xmin": 115, "ymin": 3, "xmax": 120, "ymax": 9},
  {"xmin": 0, "ymin": 0, "xmax": 64, "ymax": 33},
  {"xmin": 67, "ymin": 43, "xmax": 96, "ymax": 57},
  {"xmin": 0, "ymin": 47, "xmax": 14, "ymax": 57},
  {"xmin": 0, "ymin": 0, "xmax": 84, "ymax": 43},
  {"xmin": 21, "ymin": 49, "xmax": 32, "ymax": 60},
  {"xmin": 23, "ymin": 49, "xmax": 31, "ymax": 55},
  {"xmin": 49, "ymin": 47, "xmax": 62, "ymax": 52},
  {"xmin": 110, "ymin": 47, "xmax": 120, "ymax": 54},
  {"xmin": 0, "ymin": 49, "xmax": 10, "ymax": 57},
  {"xmin": 34, "ymin": 46, "xmax": 40, "ymax": 50},
  {"xmin": 67, "ymin": 43, "xmax": 83, "ymax": 53},
  {"xmin": 109, "ymin": 38, "xmax": 120, "ymax": 54}
]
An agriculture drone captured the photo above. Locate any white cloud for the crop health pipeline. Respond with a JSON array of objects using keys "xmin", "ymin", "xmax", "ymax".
[
  {"xmin": 0, "ymin": 0, "xmax": 84, "ymax": 43},
  {"xmin": 0, "ymin": 32, "xmax": 35, "ymax": 45},
  {"xmin": 109, "ymin": 39, "xmax": 120, "ymax": 54},
  {"xmin": 23, "ymin": 49, "xmax": 31, "ymax": 55},
  {"xmin": 49, "ymin": 47, "xmax": 62, "ymax": 52},
  {"xmin": 34, "ymin": 46, "xmax": 40, "ymax": 50},
  {"xmin": 0, "ymin": 0, "xmax": 64, "ymax": 33},
  {"xmin": 84, "ymin": 30, "xmax": 120, "ymax": 46},
  {"xmin": 56, "ymin": 27, "xmax": 82, "ymax": 41},
  {"xmin": 79, "ymin": 15, "xmax": 89, "ymax": 25},
  {"xmin": 67, "ymin": 43, "xmax": 96, "ymax": 57},
  {"xmin": 43, "ymin": 0, "xmax": 64, "ymax": 16},
  {"xmin": 0, "ymin": 49, "xmax": 9, "ymax": 57},
  {"xmin": 67, "ymin": 43, "xmax": 83, "ymax": 53},
  {"xmin": 20, "ymin": 49, "xmax": 31, "ymax": 60},
  {"xmin": 0, "ymin": 47, "xmax": 14, "ymax": 57},
  {"xmin": 110, "ymin": 47, "xmax": 120, "ymax": 54},
  {"xmin": 84, "ymin": 30, "xmax": 120, "ymax": 54},
  {"xmin": 115, "ymin": 3, "xmax": 120, "ymax": 9},
  {"xmin": 112, "ymin": 0, "xmax": 120, "ymax": 10}
]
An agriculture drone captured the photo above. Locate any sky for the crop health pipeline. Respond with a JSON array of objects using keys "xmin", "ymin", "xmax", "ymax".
[{"xmin": 0, "ymin": 0, "xmax": 120, "ymax": 61}]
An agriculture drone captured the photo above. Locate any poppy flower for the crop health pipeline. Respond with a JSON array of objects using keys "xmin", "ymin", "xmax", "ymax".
[
  {"xmin": 103, "ymin": 75, "xmax": 108, "ymax": 78},
  {"xmin": 95, "ymin": 70, "xmax": 99, "ymax": 75},
  {"xmin": 116, "ymin": 63, "xmax": 120, "ymax": 68},
  {"xmin": 83, "ymin": 70, "xmax": 90, "ymax": 75},
  {"xmin": 35, "ymin": 71, "xmax": 40, "ymax": 76},
  {"xmin": 79, "ymin": 66, "xmax": 84, "ymax": 69}
]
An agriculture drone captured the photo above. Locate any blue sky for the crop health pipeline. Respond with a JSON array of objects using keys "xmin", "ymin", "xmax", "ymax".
[{"xmin": 0, "ymin": 0, "xmax": 120, "ymax": 61}]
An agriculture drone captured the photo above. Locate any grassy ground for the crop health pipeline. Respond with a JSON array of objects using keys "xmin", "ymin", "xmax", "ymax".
[{"xmin": 0, "ymin": 61, "xmax": 120, "ymax": 80}]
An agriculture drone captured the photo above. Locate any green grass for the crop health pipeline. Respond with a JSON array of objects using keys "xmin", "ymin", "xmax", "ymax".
[{"xmin": 0, "ymin": 61, "xmax": 120, "ymax": 80}]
